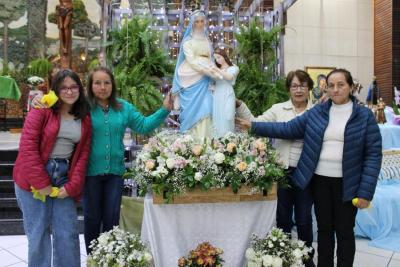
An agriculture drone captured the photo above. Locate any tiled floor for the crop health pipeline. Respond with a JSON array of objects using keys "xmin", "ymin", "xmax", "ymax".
[
  {"xmin": 0, "ymin": 235, "xmax": 87, "ymax": 267},
  {"xmin": 0, "ymin": 235, "xmax": 398, "ymax": 267}
]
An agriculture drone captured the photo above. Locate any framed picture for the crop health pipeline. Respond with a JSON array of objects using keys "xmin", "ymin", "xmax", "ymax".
[{"xmin": 305, "ymin": 66, "xmax": 335, "ymax": 86}]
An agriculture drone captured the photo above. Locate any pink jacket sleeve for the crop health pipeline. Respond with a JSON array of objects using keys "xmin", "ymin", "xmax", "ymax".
[{"xmin": 18, "ymin": 109, "xmax": 51, "ymax": 190}]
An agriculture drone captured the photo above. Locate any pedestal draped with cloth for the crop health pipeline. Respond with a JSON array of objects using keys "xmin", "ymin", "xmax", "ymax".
[{"xmin": 171, "ymin": 10, "xmax": 213, "ymax": 140}]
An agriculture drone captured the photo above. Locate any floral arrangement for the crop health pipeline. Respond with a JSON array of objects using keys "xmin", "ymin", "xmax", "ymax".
[
  {"xmin": 245, "ymin": 227, "xmax": 312, "ymax": 267},
  {"xmin": 87, "ymin": 226, "xmax": 153, "ymax": 267},
  {"xmin": 127, "ymin": 130, "xmax": 286, "ymax": 202},
  {"xmin": 27, "ymin": 76, "xmax": 45, "ymax": 86},
  {"xmin": 178, "ymin": 242, "xmax": 224, "ymax": 267}
]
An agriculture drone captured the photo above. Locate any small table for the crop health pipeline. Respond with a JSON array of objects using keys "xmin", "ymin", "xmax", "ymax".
[
  {"xmin": 0, "ymin": 76, "xmax": 21, "ymax": 131},
  {"xmin": 141, "ymin": 194, "xmax": 277, "ymax": 267}
]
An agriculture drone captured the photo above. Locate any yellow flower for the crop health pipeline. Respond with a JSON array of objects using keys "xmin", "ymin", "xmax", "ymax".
[
  {"xmin": 192, "ymin": 144, "xmax": 203, "ymax": 156},
  {"xmin": 177, "ymin": 257, "xmax": 186, "ymax": 267},
  {"xmin": 226, "ymin": 142, "xmax": 236, "ymax": 153},
  {"xmin": 145, "ymin": 160, "xmax": 155, "ymax": 170},
  {"xmin": 254, "ymin": 139, "xmax": 266, "ymax": 151},
  {"xmin": 237, "ymin": 162, "xmax": 247, "ymax": 171},
  {"xmin": 197, "ymin": 257, "xmax": 204, "ymax": 265}
]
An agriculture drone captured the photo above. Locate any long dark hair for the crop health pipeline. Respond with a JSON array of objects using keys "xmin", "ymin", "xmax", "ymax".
[
  {"xmin": 214, "ymin": 47, "xmax": 233, "ymax": 68},
  {"xmin": 51, "ymin": 69, "xmax": 90, "ymax": 119},
  {"xmin": 87, "ymin": 66, "xmax": 121, "ymax": 110}
]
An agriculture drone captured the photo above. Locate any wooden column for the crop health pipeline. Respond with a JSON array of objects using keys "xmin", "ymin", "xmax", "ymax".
[{"xmin": 374, "ymin": 0, "xmax": 400, "ymax": 103}]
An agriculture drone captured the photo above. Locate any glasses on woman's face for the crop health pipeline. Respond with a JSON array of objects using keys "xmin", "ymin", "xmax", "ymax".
[
  {"xmin": 290, "ymin": 83, "xmax": 308, "ymax": 91},
  {"xmin": 60, "ymin": 84, "xmax": 79, "ymax": 94}
]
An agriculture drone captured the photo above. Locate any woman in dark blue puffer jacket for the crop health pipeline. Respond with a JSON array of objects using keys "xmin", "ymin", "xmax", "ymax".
[{"xmin": 237, "ymin": 69, "xmax": 382, "ymax": 267}]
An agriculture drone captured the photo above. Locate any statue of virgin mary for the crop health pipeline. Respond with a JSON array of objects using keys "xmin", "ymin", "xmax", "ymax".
[{"xmin": 171, "ymin": 10, "xmax": 221, "ymax": 141}]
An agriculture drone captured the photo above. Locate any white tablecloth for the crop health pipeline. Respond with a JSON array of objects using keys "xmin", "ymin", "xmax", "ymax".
[{"xmin": 141, "ymin": 194, "xmax": 277, "ymax": 267}]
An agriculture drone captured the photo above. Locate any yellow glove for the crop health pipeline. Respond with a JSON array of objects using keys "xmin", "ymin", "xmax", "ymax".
[
  {"xmin": 31, "ymin": 186, "xmax": 60, "ymax": 202},
  {"xmin": 40, "ymin": 90, "xmax": 58, "ymax": 107}
]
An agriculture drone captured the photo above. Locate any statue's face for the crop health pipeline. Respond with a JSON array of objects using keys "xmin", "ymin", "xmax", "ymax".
[
  {"xmin": 214, "ymin": 53, "xmax": 225, "ymax": 66},
  {"xmin": 193, "ymin": 16, "xmax": 206, "ymax": 32}
]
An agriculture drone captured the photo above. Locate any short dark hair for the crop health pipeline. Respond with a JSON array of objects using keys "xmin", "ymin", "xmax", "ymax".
[
  {"xmin": 326, "ymin": 68, "xmax": 354, "ymax": 87},
  {"xmin": 87, "ymin": 66, "xmax": 121, "ymax": 110},
  {"xmin": 51, "ymin": 69, "xmax": 90, "ymax": 120},
  {"xmin": 285, "ymin": 70, "xmax": 314, "ymax": 91}
]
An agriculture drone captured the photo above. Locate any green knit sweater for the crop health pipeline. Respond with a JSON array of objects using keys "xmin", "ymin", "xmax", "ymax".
[{"xmin": 87, "ymin": 99, "xmax": 169, "ymax": 176}]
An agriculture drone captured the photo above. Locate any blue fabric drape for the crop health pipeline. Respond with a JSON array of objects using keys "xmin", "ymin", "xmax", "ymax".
[{"xmin": 355, "ymin": 179, "xmax": 400, "ymax": 252}]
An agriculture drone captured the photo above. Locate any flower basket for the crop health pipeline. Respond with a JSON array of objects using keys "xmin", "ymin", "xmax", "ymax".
[
  {"xmin": 245, "ymin": 227, "xmax": 313, "ymax": 267},
  {"xmin": 87, "ymin": 226, "xmax": 153, "ymax": 267},
  {"xmin": 126, "ymin": 130, "xmax": 286, "ymax": 204},
  {"xmin": 153, "ymin": 183, "xmax": 277, "ymax": 204},
  {"xmin": 178, "ymin": 242, "xmax": 224, "ymax": 267}
]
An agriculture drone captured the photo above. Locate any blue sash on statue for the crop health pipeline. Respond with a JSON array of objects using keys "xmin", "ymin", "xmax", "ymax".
[{"xmin": 175, "ymin": 76, "xmax": 213, "ymax": 132}]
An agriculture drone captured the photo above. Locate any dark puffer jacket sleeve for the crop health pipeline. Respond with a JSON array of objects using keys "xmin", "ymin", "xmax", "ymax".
[
  {"xmin": 357, "ymin": 109, "xmax": 382, "ymax": 200},
  {"xmin": 251, "ymin": 112, "xmax": 308, "ymax": 140}
]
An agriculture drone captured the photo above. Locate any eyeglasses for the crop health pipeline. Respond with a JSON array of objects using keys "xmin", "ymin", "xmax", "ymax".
[
  {"xmin": 290, "ymin": 84, "xmax": 308, "ymax": 91},
  {"xmin": 60, "ymin": 85, "xmax": 79, "ymax": 93}
]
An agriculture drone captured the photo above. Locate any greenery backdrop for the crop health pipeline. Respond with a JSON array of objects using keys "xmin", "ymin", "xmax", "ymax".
[
  {"xmin": 107, "ymin": 17, "xmax": 173, "ymax": 115},
  {"xmin": 234, "ymin": 19, "xmax": 288, "ymax": 116}
]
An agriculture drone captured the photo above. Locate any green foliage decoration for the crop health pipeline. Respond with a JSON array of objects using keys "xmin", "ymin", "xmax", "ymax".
[
  {"xmin": 107, "ymin": 17, "xmax": 173, "ymax": 115},
  {"xmin": 0, "ymin": 0, "xmax": 26, "ymax": 73},
  {"xmin": 27, "ymin": 58, "xmax": 52, "ymax": 79},
  {"xmin": 234, "ymin": 19, "xmax": 288, "ymax": 116}
]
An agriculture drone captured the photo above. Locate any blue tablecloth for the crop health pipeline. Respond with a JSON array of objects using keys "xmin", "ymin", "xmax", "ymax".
[
  {"xmin": 355, "ymin": 179, "xmax": 400, "ymax": 252},
  {"xmin": 379, "ymin": 124, "xmax": 400, "ymax": 150}
]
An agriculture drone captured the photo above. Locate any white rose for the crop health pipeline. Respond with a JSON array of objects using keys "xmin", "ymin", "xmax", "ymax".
[
  {"xmin": 166, "ymin": 158, "xmax": 175, "ymax": 169},
  {"xmin": 143, "ymin": 252, "xmax": 152, "ymax": 262},
  {"xmin": 262, "ymin": 255, "xmax": 273, "ymax": 266},
  {"xmin": 292, "ymin": 248, "xmax": 303, "ymax": 259},
  {"xmin": 271, "ymin": 257, "xmax": 283, "ymax": 267},
  {"xmin": 214, "ymin": 152, "xmax": 225, "ymax": 164},
  {"xmin": 268, "ymin": 242, "xmax": 274, "ymax": 248},
  {"xmin": 248, "ymin": 261, "xmax": 262, "ymax": 267},
  {"xmin": 98, "ymin": 236, "xmax": 108, "ymax": 246},
  {"xmin": 280, "ymin": 242, "xmax": 285, "ymax": 247},
  {"xmin": 245, "ymin": 248, "xmax": 256, "ymax": 260},
  {"xmin": 194, "ymin": 172, "xmax": 202, "ymax": 181}
]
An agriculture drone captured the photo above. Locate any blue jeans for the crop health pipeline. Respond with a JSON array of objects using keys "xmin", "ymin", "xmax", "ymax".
[
  {"xmin": 45, "ymin": 158, "xmax": 69, "ymax": 187},
  {"xmin": 277, "ymin": 167, "xmax": 315, "ymax": 266},
  {"xmin": 15, "ymin": 176, "xmax": 80, "ymax": 267},
  {"xmin": 83, "ymin": 174, "xmax": 124, "ymax": 254}
]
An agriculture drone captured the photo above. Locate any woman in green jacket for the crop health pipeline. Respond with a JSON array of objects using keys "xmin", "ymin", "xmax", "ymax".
[{"xmin": 83, "ymin": 66, "xmax": 172, "ymax": 253}]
